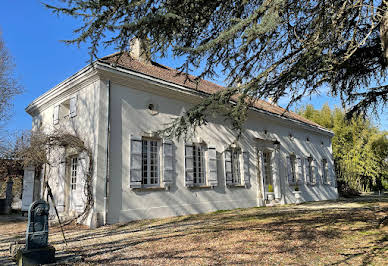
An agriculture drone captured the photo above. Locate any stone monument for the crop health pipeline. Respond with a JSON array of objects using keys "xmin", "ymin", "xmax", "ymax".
[{"xmin": 15, "ymin": 200, "xmax": 56, "ymax": 265}]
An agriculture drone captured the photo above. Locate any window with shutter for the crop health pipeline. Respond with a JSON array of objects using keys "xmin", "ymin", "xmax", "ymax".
[
  {"xmin": 224, "ymin": 148, "xmax": 242, "ymax": 185},
  {"xmin": 141, "ymin": 139, "xmax": 161, "ymax": 187},
  {"xmin": 185, "ymin": 145, "xmax": 194, "ymax": 187},
  {"xmin": 287, "ymin": 155, "xmax": 297, "ymax": 184},
  {"xmin": 322, "ymin": 159, "xmax": 328, "ymax": 184},
  {"xmin": 130, "ymin": 137, "xmax": 143, "ymax": 188}
]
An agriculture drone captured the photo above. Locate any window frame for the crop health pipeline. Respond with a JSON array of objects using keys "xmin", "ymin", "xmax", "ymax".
[
  {"xmin": 289, "ymin": 154, "xmax": 297, "ymax": 184},
  {"xmin": 307, "ymin": 157, "xmax": 315, "ymax": 184},
  {"xmin": 322, "ymin": 159, "xmax": 329, "ymax": 184},
  {"xmin": 192, "ymin": 143, "xmax": 206, "ymax": 186},
  {"xmin": 141, "ymin": 138, "xmax": 161, "ymax": 187},
  {"xmin": 263, "ymin": 151, "xmax": 273, "ymax": 186},
  {"xmin": 70, "ymin": 156, "xmax": 78, "ymax": 191},
  {"xmin": 225, "ymin": 148, "xmax": 242, "ymax": 185}
]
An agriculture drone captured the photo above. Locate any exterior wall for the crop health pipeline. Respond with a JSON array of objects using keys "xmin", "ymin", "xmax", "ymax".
[
  {"xmin": 28, "ymin": 65, "xmax": 338, "ymax": 227},
  {"xmin": 106, "ymin": 78, "xmax": 338, "ymax": 224},
  {"xmin": 29, "ymin": 76, "xmax": 104, "ymax": 225}
]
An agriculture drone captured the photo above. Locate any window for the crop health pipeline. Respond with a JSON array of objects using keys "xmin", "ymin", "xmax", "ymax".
[
  {"xmin": 141, "ymin": 139, "xmax": 160, "ymax": 186},
  {"xmin": 192, "ymin": 144, "xmax": 205, "ymax": 185},
  {"xmin": 322, "ymin": 159, "xmax": 328, "ymax": 184},
  {"xmin": 289, "ymin": 155, "xmax": 297, "ymax": 184},
  {"xmin": 225, "ymin": 149, "xmax": 241, "ymax": 185},
  {"xmin": 263, "ymin": 151, "xmax": 273, "ymax": 185},
  {"xmin": 307, "ymin": 157, "xmax": 314, "ymax": 184},
  {"xmin": 70, "ymin": 157, "xmax": 78, "ymax": 190}
]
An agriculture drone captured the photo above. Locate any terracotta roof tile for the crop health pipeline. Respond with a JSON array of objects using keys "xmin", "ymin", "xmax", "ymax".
[{"xmin": 99, "ymin": 52, "xmax": 325, "ymax": 131}]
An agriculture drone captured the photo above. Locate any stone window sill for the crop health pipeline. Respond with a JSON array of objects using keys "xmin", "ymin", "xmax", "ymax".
[
  {"xmin": 227, "ymin": 184, "xmax": 246, "ymax": 188},
  {"xmin": 187, "ymin": 185, "xmax": 214, "ymax": 189},
  {"xmin": 132, "ymin": 186, "xmax": 169, "ymax": 191}
]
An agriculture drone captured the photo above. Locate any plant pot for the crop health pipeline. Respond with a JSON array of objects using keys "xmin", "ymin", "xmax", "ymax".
[
  {"xmin": 293, "ymin": 191, "xmax": 302, "ymax": 204},
  {"xmin": 267, "ymin": 193, "xmax": 275, "ymax": 201}
]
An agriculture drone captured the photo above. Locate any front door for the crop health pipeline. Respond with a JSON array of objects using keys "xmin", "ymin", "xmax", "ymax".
[{"xmin": 263, "ymin": 151, "xmax": 274, "ymax": 194}]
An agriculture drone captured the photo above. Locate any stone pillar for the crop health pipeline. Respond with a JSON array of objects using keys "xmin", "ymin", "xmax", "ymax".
[{"xmin": 5, "ymin": 177, "xmax": 14, "ymax": 213}]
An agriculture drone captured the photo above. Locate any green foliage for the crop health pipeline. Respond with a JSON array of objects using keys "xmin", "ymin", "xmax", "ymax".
[
  {"xmin": 298, "ymin": 104, "xmax": 388, "ymax": 192},
  {"xmin": 45, "ymin": 0, "xmax": 387, "ymax": 137}
]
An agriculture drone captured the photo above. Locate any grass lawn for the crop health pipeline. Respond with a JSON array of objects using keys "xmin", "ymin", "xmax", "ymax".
[{"xmin": 0, "ymin": 195, "xmax": 387, "ymax": 265}]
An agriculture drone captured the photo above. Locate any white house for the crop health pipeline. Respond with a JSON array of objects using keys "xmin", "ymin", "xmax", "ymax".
[{"xmin": 25, "ymin": 39, "xmax": 338, "ymax": 227}]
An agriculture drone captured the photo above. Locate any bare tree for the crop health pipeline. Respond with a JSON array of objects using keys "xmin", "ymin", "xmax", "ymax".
[{"xmin": 0, "ymin": 30, "xmax": 22, "ymax": 125}]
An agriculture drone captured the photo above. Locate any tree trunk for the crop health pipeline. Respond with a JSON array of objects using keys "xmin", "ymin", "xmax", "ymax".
[{"xmin": 381, "ymin": 4, "xmax": 388, "ymax": 62}]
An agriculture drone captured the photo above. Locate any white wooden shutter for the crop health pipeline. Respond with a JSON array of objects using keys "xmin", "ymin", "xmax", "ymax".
[
  {"xmin": 304, "ymin": 158, "xmax": 310, "ymax": 184},
  {"xmin": 185, "ymin": 145, "xmax": 194, "ymax": 187},
  {"xmin": 243, "ymin": 151, "xmax": 250, "ymax": 186},
  {"xmin": 296, "ymin": 157, "xmax": 304, "ymax": 184},
  {"xmin": 258, "ymin": 150, "xmax": 265, "ymax": 187},
  {"xmin": 69, "ymin": 96, "xmax": 77, "ymax": 118},
  {"xmin": 271, "ymin": 151, "xmax": 281, "ymax": 198},
  {"xmin": 224, "ymin": 150, "xmax": 233, "ymax": 186},
  {"xmin": 207, "ymin": 147, "xmax": 218, "ymax": 187},
  {"xmin": 75, "ymin": 155, "xmax": 88, "ymax": 212},
  {"xmin": 287, "ymin": 156, "xmax": 293, "ymax": 184},
  {"xmin": 53, "ymin": 105, "xmax": 59, "ymax": 125},
  {"xmin": 130, "ymin": 136, "xmax": 142, "ymax": 188},
  {"xmin": 21, "ymin": 167, "xmax": 35, "ymax": 212},
  {"xmin": 163, "ymin": 140, "xmax": 173, "ymax": 186},
  {"xmin": 56, "ymin": 160, "xmax": 66, "ymax": 212},
  {"xmin": 312, "ymin": 159, "xmax": 318, "ymax": 184}
]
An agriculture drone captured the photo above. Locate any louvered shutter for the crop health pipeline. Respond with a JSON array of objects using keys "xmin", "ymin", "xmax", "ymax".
[
  {"xmin": 287, "ymin": 156, "xmax": 293, "ymax": 184},
  {"xmin": 163, "ymin": 140, "xmax": 173, "ymax": 186},
  {"xmin": 305, "ymin": 158, "xmax": 310, "ymax": 184},
  {"xmin": 328, "ymin": 163, "xmax": 333, "ymax": 185},
  {"xmin": 296, "ymin": 157, "xmax": 304, "ymax": 184},
  {"xmin": 75, "ymin": 154, "xmax": 89, "ymax": 212},
  {"xmin": 53, "ymin": 105, "xmax": 59, "ymax": 125},
  {"xmin": 271, "ymin": 151, "xmax": 281, "ymax": 198},
  {"xmin": 21, "ymin": 167, "xmax": 35, "ymax": 212},
  {"xmin": 130, "ymin": 136, "xmax": 142, "ymax": 188},
  {"xmin": 258, "ymin": 150, "xmax": 265, "ymax": 187},
  {"xmin": 224, "ymin": 150, "xmax": 233, "ymax": 185},
  {"xmin": 69, "ymin": 96, "xmax": 77, "ymax": 118},
  {"xmin": 312, "ymin": 159, "xmax": 318, "ymax": 184},
  {"xmin": 243, "ymin": 151, "xmax": 250, "ymax": 187},
  {"xmin": 185, "ymin": 145, "xmax": 194, "ymax": 187},
  {"xmin": 207, "ymin": 147, "xmax": 218, "ymax": 187},
  {"xmin": 57, "ymin": 160, "xmax": 66, "ymax": 212}
]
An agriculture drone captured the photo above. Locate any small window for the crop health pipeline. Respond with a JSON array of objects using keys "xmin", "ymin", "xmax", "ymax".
[
  {"xmin": 289, "ymin": 133, "xmax": 294, "ymax": 140},
  {"xmin": 306, "ymin": 137, "xmax": 310, "ymax": 142},
  {"xmin": 322, "ymin": 159, "xmax": 328, "ymax": 184},
  {"xmin": 225, "ymin": 149, "xmax": 241, "ymax": 185},
  {"xmin": 264, "ymin": 130, "xmax": 268, "ymax": 135},
  {"xmin": 147, "ymin": 102, "xmax": 159, "ymax": 115},
  {"xmin": 141, "ymin": 139, "xmax": 160, "ymax": 186},
  {"xmin": 192, "ymin": 144, "xmax": 206, "ymax": 186},
  {"xmin": 70, "ymin": 157, "xmax": 78, "ymax": 190}
]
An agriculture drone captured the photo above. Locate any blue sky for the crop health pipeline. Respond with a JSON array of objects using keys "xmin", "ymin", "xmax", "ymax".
[{"xmin": 0, "ymin": 1, "xmax": 386, "ymax": 133}]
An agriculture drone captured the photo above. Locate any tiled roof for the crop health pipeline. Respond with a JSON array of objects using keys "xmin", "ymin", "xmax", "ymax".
[{"xmin": 99, "ymin": 52, "xmax": 325, "ymax": 130}]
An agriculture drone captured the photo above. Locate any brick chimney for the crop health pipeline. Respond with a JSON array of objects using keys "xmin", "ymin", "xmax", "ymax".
[{"xmin": 130, "ymin": 37, "xmax": 151, "ymax": 63}]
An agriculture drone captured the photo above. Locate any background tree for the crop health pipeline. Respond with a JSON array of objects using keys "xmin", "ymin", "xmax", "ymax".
[
  {"xmin": 0, "ymin": 31, "xmax": 21, "ymax": 125},
  {"xmin": 46, "ymin": 0, "xmax": 387, "ymax": 137},
  {"xmin": 298, "ymin": 104, "xmax": 388, "ymax": 193}
]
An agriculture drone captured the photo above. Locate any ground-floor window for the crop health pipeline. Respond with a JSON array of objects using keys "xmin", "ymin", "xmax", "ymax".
[
  {"xmin": 142, "ymin": 139, "xmax": 160, "ymax": 186},
  {"xmin": 225, "ymin": 149, "xmax": 241, "ymax": 185},
  {"xmin": 307, "ymin": 157, "xmax": 314, "ymax": 184},
  {"xmin": 70, "ymin": 156, "xmax": 78, "ymax": 190},
  {"xmin": 322, "ymin": 159, "xmax": 328, "ymax": 184},
  {"xmin": 192, "ymin": 144, "xmax": 205, "ymax": 185}
]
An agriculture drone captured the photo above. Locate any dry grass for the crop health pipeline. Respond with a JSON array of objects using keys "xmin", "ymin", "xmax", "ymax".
[{"xmin": 1, "ymin": 195, "xmax": 387, "ymax": 265}]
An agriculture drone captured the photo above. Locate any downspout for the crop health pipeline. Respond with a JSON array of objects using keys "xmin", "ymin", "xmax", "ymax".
[{"xmin": 103, "ymin": 80, "xmax": 111, "ymax": 225}]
